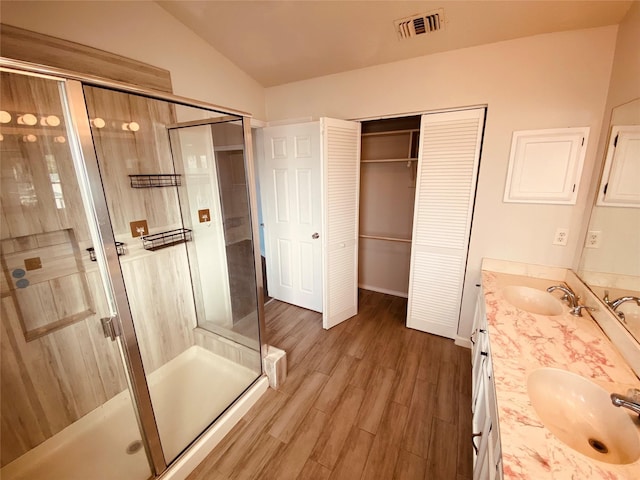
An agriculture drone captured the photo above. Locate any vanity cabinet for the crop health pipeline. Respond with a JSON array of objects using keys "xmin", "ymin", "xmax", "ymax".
[{"xmin": 471, "ymin": 288, "xmax": 503, "ymax": 480}]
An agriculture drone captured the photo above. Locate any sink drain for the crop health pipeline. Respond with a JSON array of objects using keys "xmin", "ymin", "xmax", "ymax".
[
  {"xmin": 126, "ymin": 440, "xmax": 143, "ymax": 455},
  {"xmin": 588, "ymin": 438, "xmax": 609, "ymax": 454}
]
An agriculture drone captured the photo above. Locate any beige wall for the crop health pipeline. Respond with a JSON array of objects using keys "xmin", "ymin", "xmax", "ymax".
[
  {"xmin": 603, "ymin": 1, "xmax": 640, "ymax": 111},
  {"xmin": 265, "ymin": 26, "xmax": 618, "ymax": 339},
  {"xmin": 0, "ymin": 0, "xmax": 266, "ymax": 118}
]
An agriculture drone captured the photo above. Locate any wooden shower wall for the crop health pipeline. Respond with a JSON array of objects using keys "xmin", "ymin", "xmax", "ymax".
[{"xmin": 0, "ymin": 76, "xmax": 194, "ymax": 466}]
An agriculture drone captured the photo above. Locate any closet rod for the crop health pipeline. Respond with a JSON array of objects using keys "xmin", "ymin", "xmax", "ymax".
[
  {"xmin": 361, "ymin": 158, "xmax": 418, "ymax": 164},
  {"xmin": 359, "ymin": 234, "xmax": 411, "ymax": 243},
  {"xmin": 361, "ymin": 129, "xmax": 420, "ymax": 137}
]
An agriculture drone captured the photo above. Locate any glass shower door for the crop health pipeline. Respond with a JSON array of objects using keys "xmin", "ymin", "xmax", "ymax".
[
  {"xmin": 0, "ymin": 71, "xmax": 152, "ymax": 479},
  {"xmin": 81, "ymin": 86, "xmax": 262, "ymax": 465}
]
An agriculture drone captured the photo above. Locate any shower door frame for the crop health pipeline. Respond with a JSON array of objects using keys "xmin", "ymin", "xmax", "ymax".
[{"xmin": 0, "ymin": 57, "xmax": 267, "ymax": 478}]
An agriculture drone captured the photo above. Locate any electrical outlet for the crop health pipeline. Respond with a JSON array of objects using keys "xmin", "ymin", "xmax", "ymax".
[
  {"xmin": 553, "ymin": 228, "xmax": 569, "ymax": 246},
  {"xmin": 585, "ymin": 230, "xmax": 601, "ymax": 248}
]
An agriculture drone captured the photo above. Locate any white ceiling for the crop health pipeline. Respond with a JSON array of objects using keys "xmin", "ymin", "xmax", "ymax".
[{"xmin": 157, "ymin": 0, "xmax": 633, "ymax": 87}]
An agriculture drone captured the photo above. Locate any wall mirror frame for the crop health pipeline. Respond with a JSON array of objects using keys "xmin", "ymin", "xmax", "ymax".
[{"xmin": 578, "ymin": 97, "xmax": 640, "ymax": 349}]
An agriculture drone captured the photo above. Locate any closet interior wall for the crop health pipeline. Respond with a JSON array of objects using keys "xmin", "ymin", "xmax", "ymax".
[{"xmin": 359, "ymin": 116, "xmax": 420, "ymax": 297}]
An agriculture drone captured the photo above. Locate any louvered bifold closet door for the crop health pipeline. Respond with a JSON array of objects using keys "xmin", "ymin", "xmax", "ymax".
[
  {"xmin": 321, "ymin": 118, "xmax": 361, "ymax": 329},
  {"xmin": 407, "ymin": 108, "xmax": 485, "ymax": 338}
]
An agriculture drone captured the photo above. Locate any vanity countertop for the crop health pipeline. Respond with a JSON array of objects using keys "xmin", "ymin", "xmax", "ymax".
[{"xmin": 481, "ymin": 268, "xmax": 640, "ymax": 479}]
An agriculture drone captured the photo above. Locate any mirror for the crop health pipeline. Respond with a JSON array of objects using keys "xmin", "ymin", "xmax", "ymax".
[{"xmin": 578, "ymin": 97, "xmax": 640, "ymax": 342}]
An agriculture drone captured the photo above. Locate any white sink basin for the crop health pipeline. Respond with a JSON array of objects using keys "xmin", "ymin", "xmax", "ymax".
[
  {"xmin": 527, "ymin": 368, "xmax": 640, "ymax": 465},
  {"xmin": 501, "ymin": 286, "xmax": 564, "ymax": 316}
]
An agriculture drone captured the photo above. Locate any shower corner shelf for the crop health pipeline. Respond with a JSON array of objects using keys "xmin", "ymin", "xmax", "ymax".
[
  {"xmin": 129, "ymin": 174, "xmax": 181, "ymax": 188},
  {"xmin": 141, "ymin": 228, "xmax": 192, "ymax": 251}
]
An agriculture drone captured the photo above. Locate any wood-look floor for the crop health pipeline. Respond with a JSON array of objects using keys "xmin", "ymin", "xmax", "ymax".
[{"xmin": 187, "ymin": 289, "xmax": 472, "ymax": 480}]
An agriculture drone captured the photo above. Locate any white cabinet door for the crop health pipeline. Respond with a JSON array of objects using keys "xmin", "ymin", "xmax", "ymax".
[
  {"xmin": 597, "ymin": 125, "xmax": 640, "ymax": 207},
  {"xmin": 407, "ymin": 108, "xmax": 485, "ymax": 338},
  {"xmin": 321, "ymin": 118, "xmax": 361, "ymax": 329},
  {"xmin": 472, "ymin": 291, "xmax": 503, "ymax": 480},
  {"xmin": 472, "ymin": 368, "xmax": 491, "ymax": 478},
  {"xmin": 261, "ymin": 122, "xmax": 323, "ymax": 312},
  {"xmin": 503, "ymin": 127, "xmax": 589, "ymax": 205}
]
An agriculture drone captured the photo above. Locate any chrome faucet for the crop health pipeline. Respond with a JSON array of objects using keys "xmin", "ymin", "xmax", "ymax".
[
  {"xmin": 611, "ymin": 389, "xmax": 640, "ymax": 417},
  {"xmin": 603, "ymin": 291, "xmax": 640, "ymax": 322},
  {"xmin": 547, "ymin": 284, "xmax": 594, "ymax": 317},
  {"xmin": 547, "ymin": 285, "xmax": 578, "ymax": 307},
  {"xmin": 610, "ymin": 296, "xmax": 640, "ymax": 309}
]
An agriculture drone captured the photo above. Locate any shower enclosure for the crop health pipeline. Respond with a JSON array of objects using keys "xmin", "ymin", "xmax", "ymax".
[{"xmin": 0, "ymin": 60, "xmax": 265, "ymax": 479}]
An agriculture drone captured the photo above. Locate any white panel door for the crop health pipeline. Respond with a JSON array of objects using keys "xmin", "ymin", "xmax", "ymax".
[
  {"xmin": 321, "ymin": 118, "xmax": 361, "ymax": 329},
  {"xmin": 407, "ymin": 108, "xmax": 485, "ymax": 338},
  {"xmin": 261, "ymin": 123, "xmax": 323, "ymax": 311}
]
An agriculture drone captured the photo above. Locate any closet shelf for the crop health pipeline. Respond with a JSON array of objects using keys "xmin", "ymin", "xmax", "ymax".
[
  {"xmin": 359, "ymin": 234, "xmax": 411, "ymax": 244},
  {"xmin": 141, "ymin": 228, "xmax": 192, "ymax": 251},
  {"xmin": 129, "ymin": 174, "xmax": 181, "ymax": 188},
  {"xmin": 361, "ymin": 158, "xmax": 418, "ymax": 164}
]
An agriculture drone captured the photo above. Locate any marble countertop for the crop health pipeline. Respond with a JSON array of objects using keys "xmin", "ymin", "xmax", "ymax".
[{"xmin": 481, "ymin": 268, "xmax": 640, "ymax": 479}]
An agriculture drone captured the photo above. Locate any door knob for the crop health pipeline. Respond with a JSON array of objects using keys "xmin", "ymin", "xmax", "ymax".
[{"xmin": 312, "ymin": 232, "xmax": 319, "ymax": 239}]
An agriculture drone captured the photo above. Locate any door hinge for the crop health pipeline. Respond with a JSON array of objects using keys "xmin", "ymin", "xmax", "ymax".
[
  {"xmin": 581, "ymin": 137, "xmax": 585, "ymax": 146},
  {"xmin": 603, "ymin": 183, "xmax": 608, "ymax": 195},
  {"xmin": 101, "ymin": 316, "xmax": 121, "ymax": 341},
  {"xmin": 614, "ymin": 134, "xmax": 618, "ymax": 147}
]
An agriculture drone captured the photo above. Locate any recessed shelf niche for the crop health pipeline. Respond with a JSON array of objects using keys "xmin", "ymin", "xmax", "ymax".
[{"xmin": 0, "ymin": 229, "xmax": 95, "ymax": 341}]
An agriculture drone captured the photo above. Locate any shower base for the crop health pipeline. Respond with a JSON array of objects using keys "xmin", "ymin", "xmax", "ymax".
[{"xmin": 1, "ymin": 345, "xmax": 263, "ymax": 480}]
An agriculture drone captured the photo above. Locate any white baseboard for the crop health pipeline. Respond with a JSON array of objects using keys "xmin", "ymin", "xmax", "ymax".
[
  {"xmin": 455, "ymin": 336, "xmax": 472, "ymax": 349},
  {"xmin": 358, "ymin": 284, "xmax": 408, "ymax": 298}
]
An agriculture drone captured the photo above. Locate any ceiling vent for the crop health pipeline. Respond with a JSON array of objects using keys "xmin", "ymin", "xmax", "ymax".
[{"xmin": 394, "ymin": 9, "xmax": 445, "ymax": 40}]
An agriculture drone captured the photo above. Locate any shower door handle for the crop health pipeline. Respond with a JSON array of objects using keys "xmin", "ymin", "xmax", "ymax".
[{"xmin": 101, "ymin": 316, "xmax": 121, "ymax": 342}]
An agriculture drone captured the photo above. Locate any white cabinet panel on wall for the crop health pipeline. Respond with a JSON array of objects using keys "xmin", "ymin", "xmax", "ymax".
[
  {"xmin": 503, "ymin": 127, "xmax": 589, "ymax": 205},
  {"xmin": 407, "ymin": 108, "xmax": 485, "ymax": 339},
  {"xmin": 597, "ymin": 125, "xmax": 640, "ymax": 207}
]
